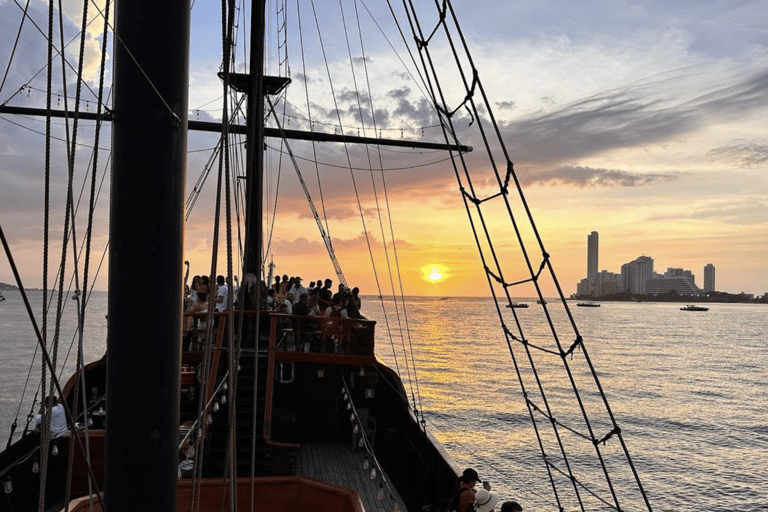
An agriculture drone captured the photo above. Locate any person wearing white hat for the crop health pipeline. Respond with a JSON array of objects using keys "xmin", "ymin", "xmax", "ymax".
[{"xmin": 473, "ymin": 488, "xmax": 501, "ymax": 512}]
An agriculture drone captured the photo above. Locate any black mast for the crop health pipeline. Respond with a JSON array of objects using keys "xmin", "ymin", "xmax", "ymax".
[
  {"xmin": 104, "ymin": 1, "xmax": 189, "ymax": 511},
  {"xmin": 242, "ymin": 0, "xmax": 267, "ymax": 286}
]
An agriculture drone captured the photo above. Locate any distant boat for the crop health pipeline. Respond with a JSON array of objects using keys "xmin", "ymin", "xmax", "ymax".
[
  {"xmin": 681, "ymin": 304, "xmax": 709, "ymax": 311},
  {"xmin": 577, "ymin": 302, "xmax": 600, "ymax": 307},
  {"xmin": 0, "ymin": 291, "xmax": 5, "ymax": 301},
  {"xmin": 537, "ymin": 299, "xmax": 547, "ymax": 304},
  {"xmin": 506, "ymin": 302, "xmax": 529, "ymax": 308}
]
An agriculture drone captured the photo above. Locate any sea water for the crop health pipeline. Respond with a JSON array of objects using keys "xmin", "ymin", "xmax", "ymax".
[{"xmin": 0, "ymin": 291, "xmax": 765, "ymax": 512}]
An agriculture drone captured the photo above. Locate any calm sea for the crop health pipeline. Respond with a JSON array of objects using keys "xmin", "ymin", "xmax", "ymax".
[{"xmin": 1, "ymin": 291, "xmax": 766, "ymax": 512}]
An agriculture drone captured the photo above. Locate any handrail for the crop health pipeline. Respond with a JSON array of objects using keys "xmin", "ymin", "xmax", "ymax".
[{"xmin": 263, "ymin": 315, "xmax": 301, "ymax": 450}]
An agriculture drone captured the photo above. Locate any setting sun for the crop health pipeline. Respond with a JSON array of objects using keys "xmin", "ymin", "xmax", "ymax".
[{"xmin": 422, "ymin": 264, "xmax": 448, "ymax": 283}]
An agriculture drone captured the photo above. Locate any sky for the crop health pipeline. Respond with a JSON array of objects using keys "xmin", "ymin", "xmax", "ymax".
[{"xmin": 1, "ymin": 0, "xmax": 767, "ymax": 297}]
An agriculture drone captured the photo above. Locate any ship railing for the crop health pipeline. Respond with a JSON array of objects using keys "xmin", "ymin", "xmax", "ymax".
[{"xmin": 266, "ymin": 312, "xmax": 376, "ymax": 357}]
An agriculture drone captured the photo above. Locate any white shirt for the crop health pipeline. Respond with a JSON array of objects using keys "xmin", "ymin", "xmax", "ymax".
[
  {"xmin": 289, "ymin": 285, "xmax": 306, "ymax": 304},
  {"xmin": 35, "ymin": 403, "xmax": 69, "ymax": 438},
  {"xmin": 215, "ymin": 284, "xmax": 229, "ymax": 312}
]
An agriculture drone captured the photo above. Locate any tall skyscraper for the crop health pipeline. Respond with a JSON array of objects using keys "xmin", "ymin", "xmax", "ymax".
[
  {"xmin": 621, "ymin": 256, "xmax": 654, "ymax": 294},
  {"xmin": 587, "ymin": 231, "xmax": 599, "ymax": 284},
  {"xmin": 704, "ymin": 263, "xmax": 715, "ymax": 292}
]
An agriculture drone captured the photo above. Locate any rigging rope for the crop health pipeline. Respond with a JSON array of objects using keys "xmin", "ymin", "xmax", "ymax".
[
  {"xmin": 349, "ymin": 0, "xmax": 426, "ymax": 425},
  {"xmin": 266, "ymin": 97, "xmax": 347, "ymax": 285},
  {"xmin": 399, "ymin": 1, "xmax": 654, "ymax": 510}
]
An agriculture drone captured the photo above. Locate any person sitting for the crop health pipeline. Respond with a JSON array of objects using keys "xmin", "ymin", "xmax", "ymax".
[
  {"xmin": 34, "ymin": 396, "xmax": 69, "ymax": 438},
  {"xmin": 500, "ymin": 501, "xmax": 523, "ymax": 512}
]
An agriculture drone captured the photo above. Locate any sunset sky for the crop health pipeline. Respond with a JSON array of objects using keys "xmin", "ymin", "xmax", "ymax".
[{"xmin": 1, "ymin": 0, "xmax": 767, "ymax": 297}]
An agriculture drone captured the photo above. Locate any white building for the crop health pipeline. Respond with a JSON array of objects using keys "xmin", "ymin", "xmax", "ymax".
[{"xmin": 621, "ymin": 256, "xmax": 654, "ymax": 294}]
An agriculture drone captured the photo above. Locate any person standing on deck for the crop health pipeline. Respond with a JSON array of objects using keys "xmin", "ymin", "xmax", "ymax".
[
  {"xmin": 455, "ymin": 468, "xmax": 487, "ymax": 512},
  {"xmin": 289, "ymin": 277, "xmax": 306, "ymax": 305},
  {"xmin": 215, "ymin": 275, "xmax": 228, "ymax": 312}
]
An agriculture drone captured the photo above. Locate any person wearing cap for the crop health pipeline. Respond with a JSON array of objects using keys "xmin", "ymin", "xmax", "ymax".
[
  {"xmin": 289, "ymin": 277, "xmax": 306, "ymax": 305},
  {"xmin": 457, "ymin": 468, "xmax": 482, "ymax": 512},
  {"xmin": 473, "ymin": 488, "xmax": 501, "ymax": 512}
]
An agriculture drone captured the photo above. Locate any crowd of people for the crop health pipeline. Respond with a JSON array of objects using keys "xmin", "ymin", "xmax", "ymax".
[
  {"xmin": 185, "ymin": 273, "xmax": 239, "ymax": 315},
  {"xmin": 183, "ymin": 273, "xmax": 362, "ymax": 317},
  {"xmin": 182, "ymin": 271, "xmax": 364, "ymax": 347},
  {"xmin": 265, "ymin": 275, "xmax": 363, "ymax": 320},
  {"xmin": 453, "ymin": 467, "xmax": 523, "ymax": 512}
]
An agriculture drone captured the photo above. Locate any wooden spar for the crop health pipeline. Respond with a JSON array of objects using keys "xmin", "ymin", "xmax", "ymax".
[
  {"xmin": 104, "ymin": 0, "xmax": 189, "ymax": 511},
  {"xmin": 0, "ymin": 105, "xmax": 472, "ymax": 154}
]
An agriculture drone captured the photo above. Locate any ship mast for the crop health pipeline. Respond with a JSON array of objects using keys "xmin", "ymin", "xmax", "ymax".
[
  {"xmin": 104, "ymin": 1, "xmax": 190, "ymax": 511},
  {"xmin": 242, "ymin": 0, "xmax": 267, "ymax": 287}
]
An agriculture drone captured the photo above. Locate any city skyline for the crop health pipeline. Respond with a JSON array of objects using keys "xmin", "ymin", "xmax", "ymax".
[{"xmin": 577, "ymin": 231, "xmax": 728, "ymax": 297}]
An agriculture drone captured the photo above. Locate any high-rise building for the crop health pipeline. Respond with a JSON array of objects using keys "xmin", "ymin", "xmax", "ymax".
[
  {"xmin": 645, "ymin": 268, "xmax": 700, "ymax": 295},
  {"xmin": 704, "ymin": 264, "xmax": 715, "ymax": 292},
  {"xmin": 621, "ymin": 256, "xmax": 654, "ymax": 294},
  {"xmin": 587, "ymin": 231, "xmax": 598, "ymax": 293}
]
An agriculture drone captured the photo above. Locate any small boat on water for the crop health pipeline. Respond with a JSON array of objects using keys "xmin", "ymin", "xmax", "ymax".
[
  {"xmin": 577, "ymin": 302, "xmax": 600, "ymax": 307},
  {"xmin": 681, "ymin": 304, "xmax": 709, "ymax": 311},
  {"xmin": 506, "ymin": 302, "xmax": 529, "ymax": 309}
]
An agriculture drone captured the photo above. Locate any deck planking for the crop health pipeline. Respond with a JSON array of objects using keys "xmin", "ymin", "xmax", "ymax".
[{"xmin": 296, "ymin": 442, "xmax": 408, "ymax": 512}]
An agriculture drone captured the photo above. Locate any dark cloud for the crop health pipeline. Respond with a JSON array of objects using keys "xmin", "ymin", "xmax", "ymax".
[
  {"xmin": 529, "ymin": 165, "xmax": 677, "ymax": 188},
  {"xmin": 493, "ymin": 68, "xmax": 768, "ymax": 170},
  {"xmin": 392, "ymin": 97, "xmax": 435, "ymax": 127},
  {"xmin": 386, "ymin": 87, "xmax": 411, "ymax": 99},
  {"xmin": 707, "ymin": 140, "xmax": 768, "ymax": 168},
  {"xmin": 293, "ymin": 72, "xmax": 320, "ymax": 84},
  {"xmin": 495, "ymin": 101, "xmax": 516, "ymax": 110}
]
